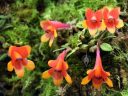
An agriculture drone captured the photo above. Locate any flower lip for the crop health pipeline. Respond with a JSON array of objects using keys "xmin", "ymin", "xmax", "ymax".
[
  {"xmin": 81, "ymin": 45, "xmax": 113, "ymax": 89},
  {"xmin": 7, "ymin": 45, "xmax": 35, "ymax": 78},
  {"xmin": 16, "ymin": 58, "xmax": 23, "ymax": 60},
  {"xmin": 91, "ymin": 20, "xmax": 97, "ymax": 23},
  {"xmin": 108, "ymin": 19, "xmax": 115, "ymax": 24},
  {"xmin": 54, "ymin": 70, "xmax": 62, "ymax": 73},
  {"xmin": 108, "ymin": 15, "xmax": 114, "ymax": 19},
  {"xmin": 40, "ymin": 20, "xmax": 70, "ymax": 47},
  {"xmin": 45, "ymin": 30, "xmax": 54, "ymax": 35},
  {"xmin": 108, "ymin": 16, "xmax": 115, "ymax": 22},
  {"xmin": 102, "ymin": 7, "xmax": 124, "ymax": 33},
  {"xmin": 42, "ymin": 49, "xmax": 72, "ymax": 86},
  {"xmin": 94, "ymin": 76, "xmax": 102, "ymax": 80},
  {"xmin": 91, "ymin": 16, "xmax": 97, "ymax": 22},
  {"xmin": 84, "ymin": 8, "xmax": 103, "ymax": 36}
]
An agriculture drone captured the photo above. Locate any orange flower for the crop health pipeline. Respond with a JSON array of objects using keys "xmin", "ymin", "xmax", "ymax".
[
  {"xmin": 103, "ymin": 7, "xmax": 124, "ymax": 33},
  {"xmin": 42, "ymin": 49, "xmax": 72, "ymax": 86},
  {"xmin": 40, "ymin": 20, "xmax": 70, "ymax": 47},
  {"xmin": 81, "ymin": 46, "xmax": 113, "ymax": 89},
  {"xmin": 83, "ymin": 8, "xmax": 103, "ymax": 36},
  {"xmin": 7, "ymin": 45, "xmax": 35, "ymax": 78}
]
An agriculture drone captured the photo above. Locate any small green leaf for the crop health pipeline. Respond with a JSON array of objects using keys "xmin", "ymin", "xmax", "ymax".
[
  {"xmin": 80, "ymin": 44, "xmax": 88, "ymax": 49},
  {"xmin": 76, "ymin": 21, "xmax": 84, "ymax": 28},
  {"xmin": 0, "ymin": 53, "xmax": 7, "ymax": 61},
  {"xmin": 125, "ymin": 23, "xmax": 128, "ymax": 26},
  {"xmin": 66, "ymin": 47, "xmax": 79, "ymax": 58},
  {"xmin": 89, "ymin": 45, "xmax": 97, "ymax": 52},
  {"xmin": 100, "ymin": 43, "xmax": 113, "ymax": 51}
]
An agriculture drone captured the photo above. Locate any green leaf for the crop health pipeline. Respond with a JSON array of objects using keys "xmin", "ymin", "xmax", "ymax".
[
  {"xmin": 100, "ymin": 43, "xmax": 113, "ymax": 51},
  {"xmin": 66, "ymin": 47, "xmax": 79, "ymax": 58},
  {"xmin": 125, "ymin": 23, "xmax": 128, "ymax": 26},
  {"xmin": 80, "ymin": 44, "xmax": 88, "ymax": 49},
  {"xmin": 0, "ymin": 53, "xmax": 7, "ymax": 61},
  {"xmin": 76, "ymin": 21, "xmax": 84, "ymax": 28}
]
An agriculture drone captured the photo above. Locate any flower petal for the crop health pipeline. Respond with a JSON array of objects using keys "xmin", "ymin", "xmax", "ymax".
[
  {"xmin": 65, "ymin": 73, "xmax": 72, "ymax": 84},
  {"xmin": 8, "ymin": 46, "xmax": 14, "ymax": 56},
  {"xmin": 15, "ymin": 68, "xmax": 24, "ymax": 78},
  {"xmin": 82, "ymin": 20, "xmax": 87, "ymax": 28},
  {"xmin": 40, "ymin": 20, "xmax": 70, "ymax": 31},
  {"xmin": 86, "ymin": 8, "xmax": 94, "ymax": 20},
  {"xmin": 88, "ymin": 29, "xmax": 97, "ymax": 36},
  {"xmin": 48, "ymin": 68, "xmax": 55, "ymax": 75},
  {"xmin": 103, "ymin": 7, "xmax": 109, "ymax": 20},
  {"xmin": 16, "ymin": 46, "xmax": 30, "ymax": 58},
  {"xmin": 109, "ymin": 7, "xmax": 120, "ymax": 19},
  {"xmin": 48, "ymin": 60, "xmax": 57, "ymax": 67},
  {"xmin": 55, "ymin": 59, "xmax": 63, "ymax": 70},
  {"xmin": 14, "ymin": 52, "xmax": 22, "ymax": 59},
  {"xmin": 107, "ymin": 27, "xmax": 115, "ymax": 33},
  {"xmin": 81, "ymin": 76, "xmax": 91, "ymax": 85},
  {"xmin": 86, "ymin": 20, "xmax": 99, "ymax": 29},
  {"xmin": 41, "ymin": 34, "xmax": 49, "ymax": 42},
  {"xmin": 106, "ymin": 72, "xmax": 110, "ymax": 76},
  {"xmin": 63, "ymin": 61, "xmax": 69, "ymax": 70},
  {"xmin": 105, "ymin": 77, "xmax": 113, "ymax": 87},
  {"xmin": 94, "ymin": 69, "xmax": 102, "ymax": 77},
  {"xmin": 116, "ymin": 19, "xmax": 124, "ymax": 28},
  {"xmin": 51, "ymin": 21, "xmax": 70, "ymax": 29},
  {"xmin": 95, "ymin": 9, "xmax": 102, "ymax": 21},
  {"xmin": 92, "ymin": 81, "xmax": 102, "ymax": 89},
  {"xmin": 87, "ymin": 69, "xmax": 92, "ymax": 74},
  {"xmin": 98, "ymin": 20, "xmax": 106, "ymax": 31},
  {"xmin": 54, "ymin": 30, "xmax": 57, "ymax": 37},
  {"xmin": 25, "ymin": 45, "xmax": 31, "ymax": 56},
  {"xmin": 7, "ymin": 61, "xmax": 13, "ymax": 72},
  {"xmin": 53, "ymin": 77, "xmax": 63, "ymax": 86},
  {"xmin": 42, "ymin": 70, "xmax": 51, "ymax": 79},
  {"xmin": 49, "ymin": 37, "xmax": 54, "ymax": 47},
  {"xmin": 22, "ymin": 59, "xmax": 28, "ymax": 66},
  {"xmin": 40, "ymin": 20, "xmax": 51, "ymax": 30},
  {"xmin": 25, "ymin": 60, "xmax": 35, "ymax": 70}
]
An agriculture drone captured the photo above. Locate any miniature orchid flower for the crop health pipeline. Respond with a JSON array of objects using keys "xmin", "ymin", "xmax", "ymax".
[
  {"xmin": 81, "ymin": 46, "xmax": 113, "ymax": 89},
  {"xmin": 40, "ymin": 20, "xmax": 70, "ymax": 47},
  {"xmin": 7, "ymin": 45, "xmax": 35, "ymax": 78},
  {"xmin": 82, "ymin": 8, "xmax": 104, "ymax": 36},
  {"xmin": 42, "ymin": 49, "xmax": 72, "ymax": 86},
  {"xmin": 103, "ymin": 7, "xmax": 124, "ymax": 33}
]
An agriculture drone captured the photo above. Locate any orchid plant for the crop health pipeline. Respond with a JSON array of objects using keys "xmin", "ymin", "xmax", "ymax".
[
  {"xmin": 7, "ymin": 45, "xmax": 35, "ymax": 78},
  {"xmin": 82, "ymin": 7, "xmax": 124, "ymax": 36},
  {"xmin": 39, "ymin": 6, "xmax": 123, "ymax": 89},
  {"xmin": 6, "ymin": 6, "xmax": 124, "ymax": 95}
]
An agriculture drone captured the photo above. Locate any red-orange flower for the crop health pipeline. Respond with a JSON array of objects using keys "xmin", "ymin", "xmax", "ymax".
[
  {"xmin": 7, "ymin": 45, "xmax": 35, "ymax": 78},
  {"xmin": 40, "ymin": 20, "xmax": 70, "ymax": 47},
  {"xmin": 81, "ymin": 46, "xmax": 113, "ymax": 89},
  {"xmin": 42, "ymin": 49, "xmax": 72, "ymax": 86},
  {"xmin": 83, "ymin": 8, "xmax": 104, "ymax": 36},
  {"xmin": 103, "ymin": 7, "xmax": 124, "ymax": 33}
]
